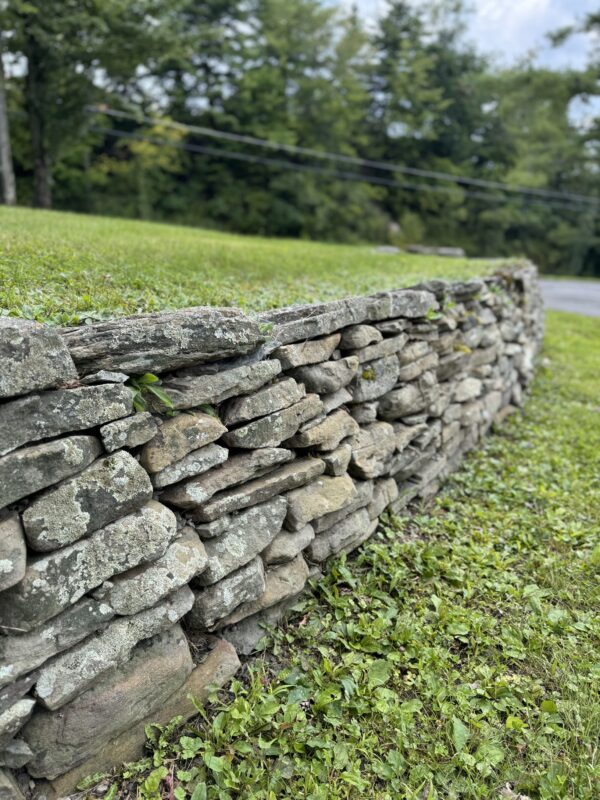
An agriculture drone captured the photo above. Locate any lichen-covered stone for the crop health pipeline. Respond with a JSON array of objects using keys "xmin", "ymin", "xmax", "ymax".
[
  {"xmin": 34, "ymin": 587, "xmax": 193, "ymax": 710},
  {"xmin": 348, "ymin": 422, "xmax": 396, "ymax": 479},
  {"xmin": 151, "ymin": 443, "xmax": 228, "ymax": 489},
  {"xmin": 290, "ymin": 357, "xmax": 359, "ymax": 394},
  {"xmin": 22, "ymin": 451, "xmax": 153, "ymax": 552},
  {"xmin": 222, "ymin": 395, "xmax": 323, "ymax": 449},
  {"xmin": 349, "ymin": 333, "xmax": 408, "ymax": 364},
  {"xmin": 285, "ymin": 474, "xmax": 357, "ymax": 531},
  {"xmin": 195, "ymin": 498, "xmax": 287, "ymax": 585},
  {"xmin": 99, "ymin": 413, "xmax": 158, "ymax": 453},
  {"xmin": 0, "ymin": 599, "xmax": 114, "ymax": 689},
  {"xmin": 0, "ymin": 384, "xmax": 132, "ymax": 457},
  {"xmin": 0, "ymin": 501, "xmax": 177, "ymax": 632},
  {"xmin": 306, "ymin": 509, "xmax": 377, "ymax": 563},
  {"xmin": 0, "ymin": 318, "xmax": 77, "ymax": 401},
  {"xmin": 99, "ymin": 528, "xmax": 207, "ymax": 615},
  {"xmin": 273, "ymin": 333, "xmax": 341, "ymax": 369},
  {"xmin": 339, "ymin": 325, "xmax": 382, "ymax": 350},
  {"xmin": 188, "ymin": 557, "xmax": 265, "ymax": 630},
  {"xmin": 0, "ymin": 700, "xmax": 36, "ymax": 748},
  {"xmin": 192, "ymin": 515, "xmax": 232, "ymax": 540},
  {"xmin": 321, "ymin": 442, "xmax": 352, "ymax": 476},
  {"xmin": 221, "ymin": 378, "xmax": 305, "ymax": 426},
  {"xmin": 349, "ymin": 355, "xmax": 399, "ymax": 403},
  {"xmin": 61, "ymin": 306, "xmax": 262, "ymax": 375},
  {"xmin": 0, "ymin": 436, "xmax": 101, "ymax": 509},
  {"xmin": 162, "ymin": 360, "xmax": 281, "ymax": 410},
  {"xmin": 190, "ymin": 457, "xmax": 325, "ymax": 522},
  {"xmin": 0, "ymin": 516, "xmax": 26, "ymax": 594},
  {"xmin": 162, "ymin": 448, "xmax": 293, "ymax": 509},
  {"xmin": 140, "ymin": 412, "xmax": 226, "ymax": 473},
  {"xmin": 22, "ymin": 625, "xmax": 193, "ymax": 780},
  {"xmin": 262, "ymin": 524, "xmax": 315, "ymax": 565},
  {"xmin": 286, "ymin": 409, "xmax": 359, "ymax": 452}
]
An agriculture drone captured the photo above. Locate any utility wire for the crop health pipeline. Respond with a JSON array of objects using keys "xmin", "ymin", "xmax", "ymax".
[
  {"xmin": 91, "ymin": 125, "xmax": 597, "ymax": 214},
  {"xmin": 88, "ymin": 105, "xmax": 600, "ymax": 209}
]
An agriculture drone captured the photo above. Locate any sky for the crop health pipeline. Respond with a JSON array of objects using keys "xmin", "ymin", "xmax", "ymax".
[{"xmin": 346, "ymin": 0, "xmax": 598, "ymax": 71}]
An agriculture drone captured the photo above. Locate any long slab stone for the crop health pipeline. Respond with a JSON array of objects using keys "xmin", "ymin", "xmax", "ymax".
[
  {"xmin": 0, "ymin": 318, "xmax": 77, "ymax": 400},
  {"xmin": 221, "ymin": 377, "xmax": 305, "ymax": 426},
  {"xmin": 306, "ymin": 508, "xmax": 377, "ymax": 563},
  {"xmin": 150, "ymin": 443, "xmax": 228, "ymax": 489},
  {"xmin": 140, "ymin": 411, "xmax": 226, "ymax": 473},
  {"xmin": 22, "ymin": 451, "xmax": 153, "ymax": 552},
  {"xmin": 262, "ymin": 523, "xmax": 315, "ymax": 565},
  {"xmin": 187, "ymin": 557, "xmax": 266, "ymax": 631},
  {"xmin": 99, "ymin": 413, "xmax": 158, "ymax": 453},
  {"xmin": 286, "ymin": 409, "xmax": 359, "ymax": 451},
  {"xmin": 0, "ymin": 515, "xmax": 26, "ymax": 593},
  {"xmin": 285, "ymin": 474, "xmax": 357, "ymax": 531},
  {"xmin": 222, "ymin": 395, "xmax": 323, "ymax": 449},
  {"xmin": 272, "ymin": 333, "xmax": 341, "ymax": 369},
  {"xmin": 0, "ymin": 436, "xmax": 101, "ymax": 509},
  {"xmin": 349, "ymin": 333, "xmax": 408, "ymax": 363},
  {"xmin": 162, "ymin": 360, "xmax": 281, "ymax": 409},
  {"xmin": 0, "ymin": 501, "xmax": 177, "ymax": 632},
  {"xmin": 0, "ymin": 384, "xmax": 132, "ymax": 456},
  {"xmin": 61, "ymin": 306, "xmax": 263, "ymax": 375}
]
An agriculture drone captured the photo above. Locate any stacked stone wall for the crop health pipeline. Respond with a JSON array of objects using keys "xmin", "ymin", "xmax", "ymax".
[{"xmin": 0, "ymin": 263, "xmax": 543, "ymax": 798}]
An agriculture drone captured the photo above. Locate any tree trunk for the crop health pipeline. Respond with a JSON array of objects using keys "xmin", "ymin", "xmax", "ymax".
[
  {"xmin": 0, "ymin": 51, "xmax": 17, "ymax": 206},
  {"xmin": 24, "ymin": 32, "xmax": 52, "ymax": 208}
]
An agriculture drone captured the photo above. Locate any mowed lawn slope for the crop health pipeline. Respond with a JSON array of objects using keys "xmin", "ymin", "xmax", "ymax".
[
  {"xmin": 96, "ymin": 311, "xmax": 599, "ymax": 800},
  {"xmin": 0, "ymin": 207, "xmax": 501, "ymax": 324}
]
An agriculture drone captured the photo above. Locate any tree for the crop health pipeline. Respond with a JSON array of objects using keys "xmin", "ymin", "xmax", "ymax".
[{"xmin": 0, "ymin": 41, "xmax": 16, "ymax": 205}]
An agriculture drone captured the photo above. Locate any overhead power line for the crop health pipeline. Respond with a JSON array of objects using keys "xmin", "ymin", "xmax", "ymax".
[
  {"xmin": 91, "ymin": 125, "xmax": 597, "ymax": 214},
  {"xmin": 87, "ymin": 105, "xmax": 600, "ymax": 209}
]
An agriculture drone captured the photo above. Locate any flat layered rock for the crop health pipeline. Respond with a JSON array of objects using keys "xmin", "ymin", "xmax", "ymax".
[
  {"xmin": 0, "ymin": 501, "xmax": 177, "ymax": 632},
  {"xmin": 312, "ymin": 480, "xmax": 374, "ymax": 533},
  {"xmin": 151, "ymin": 443, "xmax": 228, "ymax": 489},
  {"xmin": 162, "ymin": 448, "xmax": 293, "ymax": 509},
  {"xmin": 0, "ymin": 435, "xmax": 101, "ymax": 509},
  {"xmin": 99, "ymin": 413, "xmax": 158, "ymax": 452},
  {"xmin": 222, "ymin": 395, "xmax": 323, "ymax": 449},
  {"xmin": 162, "ymin": 360, "xmax": 281, "ymax": 409},
  {"xmin": 188, "ymin": 557, "xmax": 266, "ymax": 631},
  {"xmin": 367, "ymin": 477, "xmax": 399, "ymax": 520},
  {"xmin": 0, "ymin": 516, "xmax": 26, "ymax": 593},
  {"xmin": 0, "ymin": 675, "xmax": 38, "ymax": 717},
  {"xmin": 290, "ymin": 357, "xmax": 359, "ymax": 394},
  {"xmin": 393, "ymin": 422, "xmax": 428, "ymax": 452},
  {"xmin": 339, "ymin": 324, "xmax": 382, "ymax": 350},
  {"xmin": 34, "ymin": 586, "xmax": 194, "ymax": 710},
  {"xmin": 22, "ymin": 451, "xmax": 153, "ymax": 552},
  {"xmin": 262, "ymin": 524, "xmax": 315, "ymax": 566},
  {"xmin": 195, "ymin": 498, "xmax": 287, "ymax": 585},
  {"xmin": 321, "ymin": 442, "xmax": 352, "ymax": 476},
  {"xmin": 285, "ymin": 474, "xmax": 357, "ymax": 531},
  {"xmin": 140, "ymin": 412, "xmax": 226, "ymax": 473},
  {"xmin": 321, "ymin": 387, "xmax": 352, "ymax": 415},
  {"xmin": 221, "ymin": 378, "xmax": 305, "ymax": 426},
  {"xmin": 349, "ymin": 401, "xmax": 378, "ymax": 424},
  {"xmin": 272, "ymin": 333, "xmax": 340, "ymax": 368},
  {"xmin": 0, "ymin": 318, "xmax": 77, "ymax": 400},
  {"xmin": 348, "ymin": 422, "xmax": 396, "ymax": 480},
  {"xmin": 100, "ymin": 528, "xmax": 207, "ymax": 616},
  {"xmin": 0, "ymin": 384, "xmax": 132, "ymax": 456},
  {"xmin": 0, "ymin": 739, "xmax": 33, "ymax": 769},
  {"xmin": 349, "ymin": 333, "xmax": 408, "ymax": 364},
  {"xmin": 397, "ymin": 340, "xmax": 431, "ymax": 365},
  {"xmin": 61, "ymin": 306, "xmax": 262, "ymax": 375},
  {"xmin": 378, "ymin": 372, "xmax": 438, "ymax": 420},
  {"xmin": 286, "ymin": 409, "xmax": 359, "ymax": 451},
  {"xmin": 307, "ymin": 509, "xmax": 377, "ymax": 563},
  {"xmin": 397, "ymin": 352, "xmax": 439, "ymax": 382},
  {"xmin": 189, "ymin": 458, "xmax": 325, "ymax": 522},
  {"xmin": 0, "ymin": 699, "xmax": 36, "ymax": 748},
  {"xmin": 349, "ymin": 355, "xmax": 399, "ymax": 403}
]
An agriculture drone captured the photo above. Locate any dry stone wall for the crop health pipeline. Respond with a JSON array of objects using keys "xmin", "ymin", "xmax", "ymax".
[{"xmin": 0, "ymin": 264, "xmax": 543, "ymax": 799}]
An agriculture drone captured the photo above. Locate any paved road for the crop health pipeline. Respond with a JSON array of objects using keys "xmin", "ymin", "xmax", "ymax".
[{"xmin": 541, "ymin": 279, "xmax": 600, "ymax": 317}]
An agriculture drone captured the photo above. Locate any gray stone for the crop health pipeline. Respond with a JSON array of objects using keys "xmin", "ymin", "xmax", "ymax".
[
  {"xmin": 0, "ymin": 767, "xmax": 25, "ymax": 799},
  {"xmin": 61, "ymin": 306, "xmax": 262, "ymax": 375},
  {"xmin": 272, "ymin": 333, "xmax": 341, "ymax": 369},
  {"xmin": 151, "ymin": 443, "xmax": 228, "ymax": 489},
  {"xmin": 389, "ymin": 445, "xmax": 436, "ymax": 482},
  {"xmin": 190, "ymin": 458, "xmax": 325, "ymax": 522},
  {"xmin": 350, "ymin": 333, "xmax": 408, "ymax": 364},
  {"xmin": 0, "ymin": 501, "xmax": 177, "ymax": 632},
  {"xmin": 285, "ymin": 474, "xmax": 357, "ymax": 531},
  {"xmin": 196, "ymin": 498, "xmax": 287, "ymax": 585},
  {"xmin": 0, "ymin": 700, "xmax": 36, "ymax": 748},
  {"xmin": 187, "ymin": 557, "xmax": 266, "ymax": 631},
  {"xmin": 290, "ymin": 357, "xmax": 359, "ymax": 394},
  {"xmin": 191, "ymin": 515, "xmax": 231, "ymax": 540},
  {"xmin": 397, "ymin": 352, "xmax": 439, "ymax": 382},
  {"xmin": 222, "ymin": 395, "xmax": 323, "ymax": 449},
  {"xmin": 0, "ymin": 676, "xmax": 38, "ymax": 716},
  {"xmin": 0, "ymin": 739, "xmax": 33, "ymax": 769},
  {"xmin": 80, "ymin": 369, "xmax": 129, "ymax": 385},
  {"xmin": 367, "ymin": 478, "xmax": 399, "ymax": 520},
  {"xmin": 0, "ymin": 516, "xmax": 26, "ymax": 593},
  {"xmin": 312, "ymin": 479, "xmax": 374, "ymax": 533},
  {"xmin": 348, "ymin": 422, "xmax": 395, "ymax": 480},
  {"xmin": 321, "ymin": 442, "xmax": 352, "ymax": 476},
  {"xmin": 162, "ymin": 448, "xmax": 293, "ymax": 509},
  {"xmin": 221, "ymin": 592, "xmax": 301, "ymax": 656},
  {"xmin": 379, "ymin": 372, "xmax": 438, "ymax": 420},
  {"xmin": 99, "ymin": 528, "xmax": 207, "ymax": 616},
  {"xmin": 321, "ymin": 387, "xmax": 353, "ymax": 415},
  {"xmin": 349, "ymin": 355, "xmax": 399, "ymax": 403},
  {"xmin": 306, "ymin": 509, "xmax": 377, "ymax": 563},
  {"xmin": 453, "ymin": 377, "xmax": 482, "ymax": 402},
  {"xmin": 140, "ymin": 411, "xmax": 227, "ymax": 473},
  {"xmin": 99, "ymin": 413, "xmax": 158, "ymax": 452},
  {"xmin": 0, "ymin": 436, "xmax": 101, "ymax": 510},
  {"xmin": 286, "ymin": 409, "xmax": 359, "ymax": 451},
  {"xmin": 34, "ymin": 586, "xmax": 194, "ymax": 710},
  {"xmin": 339, "ymin": 325, "xmax": 382, "ymax": 350},
  {"xmin": 221, "ymin": 378, "xmax": 305, "ymax": 426},
  {"xmin": 393, "ymin": 422, "xmax": 428, "ymax": 452},
  {"xmin": 0, "ymin": 318, "xmax": 77, "ymax": 401},
  {"xmin": 0, "ymin": 384, "xmax": 132, "ymax": 457},
  {"xmin": 0, "ymin": 599, "xmax": 114, "ymax": 689},
  {"xmin": 397, "ymin": 340, "xmax": 431, "ymax": 365},
  {"xmin": 263, "ymin": 524, "xmax": 315, "ymax": 565},
  {"xmin": 375, "ymin": 319, "xmax": 407, "ymax": 335},
  {"xmin": 349, "ymin": 402, "xmax": 379, "ymax": 424},
  {"xmin": 22, "ymin": 625, "xmax": 193, "ymax": 780},
  {"xmin": 22, "ymin": 451, "xmax": 153, "ymax": 552},
  {"xmin": 162, "ymin": 360, "xmax": 281, "ymax": 410},
  {"xmin": 215, "ymin": 555, "xmax": 309, "ymax": 629},
  {"xmin": 437, "ymin": 352, "xmax": 469, "ymax": 381}
]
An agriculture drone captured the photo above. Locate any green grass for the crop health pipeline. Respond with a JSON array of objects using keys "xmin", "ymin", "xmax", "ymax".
[
  {"xmin": 0, "ymin": 207, "xmax": 502, "ymax": 325},
  {"xmin": 97, "ymin": 310, "xmax": 600, "ymax": 800}
]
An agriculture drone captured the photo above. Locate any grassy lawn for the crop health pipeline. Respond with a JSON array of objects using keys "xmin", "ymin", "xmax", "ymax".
[
  {"xmin": 0, "ymin": 207, "xmax": 502, "ymax": 324},
  {"xmin": 96, "ymin": 310, "xmax": 600, "ymax": 800}
]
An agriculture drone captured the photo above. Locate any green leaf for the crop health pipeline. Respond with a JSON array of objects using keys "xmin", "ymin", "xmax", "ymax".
[
  {"xmin": 137, "ymin": 372, "xmax": 160, "ymax": 385},
  {"xmin": 452, "ymin": 716, "xmax": 470, "ymax": 753},
  {"xmin": 367, "ymin": 659, "xmax": 392, "ymax": 687},
  {"xmin": 541, "ymin": 699, "xmax": 558, "ymax": 714},
  {"xmin": 147, "ymin": 384, "xmax": 175, "ymax": 408},
  {"xmin": 190, "ymin": 784, "xmax": 208, "ymax": 800}
]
